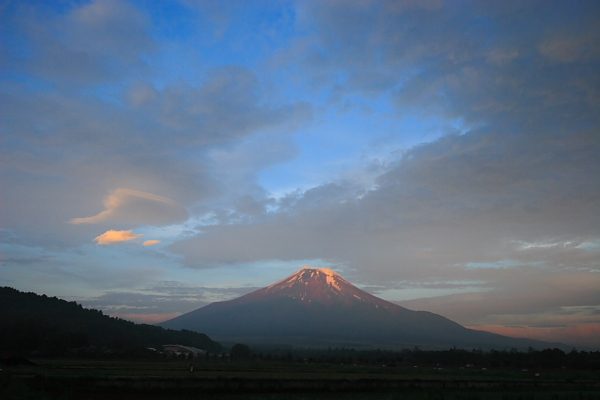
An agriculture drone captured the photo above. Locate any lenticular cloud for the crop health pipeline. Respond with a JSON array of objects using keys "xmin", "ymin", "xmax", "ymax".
[{"xmin": 70, "ymin": 188, "xmax": 188, "ymax": 227}]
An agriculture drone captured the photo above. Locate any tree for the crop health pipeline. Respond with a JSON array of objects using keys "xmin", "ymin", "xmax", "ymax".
[{"xmin": 230, "ymin": 343, "xmax": 251, "ymax": 360}]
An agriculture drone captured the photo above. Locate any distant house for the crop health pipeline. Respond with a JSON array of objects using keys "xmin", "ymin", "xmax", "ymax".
[{"xmin": 162, "ymin": 344, "xmax": 206, "ymax": 356}]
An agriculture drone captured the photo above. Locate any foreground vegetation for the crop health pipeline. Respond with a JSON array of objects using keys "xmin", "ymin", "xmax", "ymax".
[
  {"xmin": 10, "ymin": 343, "xmax": 597, "ymax": 373},
  {"xmin": 2, "ymin": 356, "xmax": 599, "ymax": 400},
  {"xmin": 244, "ymin": 346, "xmax": 600, "ymax": 371}
]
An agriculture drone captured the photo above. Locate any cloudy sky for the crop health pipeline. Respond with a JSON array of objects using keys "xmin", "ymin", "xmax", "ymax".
[{"xmin": 1, "ymin": 0, "xmax": 599, "ymax": 348}]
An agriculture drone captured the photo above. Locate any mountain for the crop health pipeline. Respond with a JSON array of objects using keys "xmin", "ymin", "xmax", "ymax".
[
  {"xmin": 159, "ymin": 267, "xmax": 566, "ymax": 350},
  {"xmin": 0, "ymin": 287, "xmax": 222, "ymax": 356}
]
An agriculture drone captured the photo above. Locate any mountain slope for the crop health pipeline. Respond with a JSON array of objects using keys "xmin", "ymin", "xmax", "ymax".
[
  {"xmin": 159, "ymin": 267, "xmax": 564, "ymax": 350},
  {"xmin": 0, "ymin": 287, "xmax": 222, "ymax": 356}
]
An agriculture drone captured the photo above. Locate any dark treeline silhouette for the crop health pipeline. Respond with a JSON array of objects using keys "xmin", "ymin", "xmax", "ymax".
[
  {"xmin": 229, "ymin": 343, "xmax": 252, "ymax": 360},
  {"xmin": 245, "ymin": 346, "xmax": 600, "ymax": 371},
  {"xmin": 181, "ymin": 345, "xmax": 600, "ymax": 371},
  {"xmin": 0, "ymin": 287, "xmax": 222, "ymax": 357}
]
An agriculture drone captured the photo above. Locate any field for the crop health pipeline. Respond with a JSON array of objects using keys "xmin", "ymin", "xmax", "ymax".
[{"xmin": 2, "ymin": 358, "xmax": 599, "ymax": 400}]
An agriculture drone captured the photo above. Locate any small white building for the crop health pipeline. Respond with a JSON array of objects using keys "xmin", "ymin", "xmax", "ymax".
[{"xmin": 162, "ymin": 344, "xmax": 206, "ymax": 356}]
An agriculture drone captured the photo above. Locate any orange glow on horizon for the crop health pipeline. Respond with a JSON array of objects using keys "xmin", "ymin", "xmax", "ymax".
[{"xmin": 467, "ymin": 323, "xmax": 600, "ymax": 348}]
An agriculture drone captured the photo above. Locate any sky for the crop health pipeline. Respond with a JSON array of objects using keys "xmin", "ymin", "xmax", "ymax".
[{"xmin": 1, "ymin": 0, "xmax": 599, "ymax": 349}]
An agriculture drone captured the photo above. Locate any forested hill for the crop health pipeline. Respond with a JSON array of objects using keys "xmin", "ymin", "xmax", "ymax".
[{"xmin": 0, "ymin": 287, "xmax": 222, "ymax": 356}]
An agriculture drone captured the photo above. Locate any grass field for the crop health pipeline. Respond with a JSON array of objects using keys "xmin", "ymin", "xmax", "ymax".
[{"xmin": 2, "ymin": 359, "xmax": 599, "ymax": 399}]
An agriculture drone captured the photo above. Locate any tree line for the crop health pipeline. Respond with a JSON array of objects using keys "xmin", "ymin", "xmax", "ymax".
[
  {"xmin": 0, "ymin": 287, "xmax": 222, "ymax": 357},
  {"xmin": 221, "ymin": 346, "xmax": 600, "ymax": 371}
]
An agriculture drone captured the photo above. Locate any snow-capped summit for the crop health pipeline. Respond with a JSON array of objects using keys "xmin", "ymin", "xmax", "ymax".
[
  {"xmin": 265, "ymin": 266, "xmax": 341, "ymax": 291},
  {"xmin": 258, "ymin": 266, "xmax": 392, "ymax": 307}
]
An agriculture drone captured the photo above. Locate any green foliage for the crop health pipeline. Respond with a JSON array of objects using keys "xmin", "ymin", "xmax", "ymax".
[{"xmin": 0, "ymin": 287, "xmax": 222, "ymax": 357}]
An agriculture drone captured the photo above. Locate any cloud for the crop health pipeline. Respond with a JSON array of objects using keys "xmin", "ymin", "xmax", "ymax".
[
  {"xmin": 155, "ymin": 66, "xmax": 312, "ymax": 145},
  {"xmin": 58, "ymin": 0, "xmax": 154, "ymax": 82},
  {"xmin": 397, "ymin": 272, "xmax": 600, "ymax": 321},
  {"xmin": 1, "ymin": 0, "xmax": 310, "ymax": 249},
  {"xmin": 3, "ymin": 0, "xmax": 156, "ymax": 86},
  {"xmin": 76, "ymin": 284, "xmax": 258, "ymax": 319},
  {"xmin": 468, "ymin": 324, "xmax": 600, "ymax": 349},
  {"xmin": 2, "ymin": 0, "xmax": 599, "ymax": 349},
  {"xmin": 94, "ymin": 230, "xmax": 143, "ymax": 245},
  {"xmin": 291, "ymin": 0, "xmax": 600, "ymax": 134},
  {"xmin": 70, "ymin": 188, "xmax": 189, "ymax": 226},
  {"xmin": 167, "ymin": 0, "xmax": 600, "ymax": 342},
  {"xmin": 169, "ymin": 120, "xmax": 600, "ymax": 275},
  {"xmin": 0, "ymin": 66, "xmax": 310, "ymax": 249},
  {"xmin": 108, "ymin": 313, "xmax": 180, "ymax": 324},
  {"xmin": 394, "ymin": 271, "xmax": 600, "ymax": 348},
  {"xmin": 168, "ymin": 0, "xmax": 600, "ymax": 287},
  {"xmin": 93, "ymin": 230, "xmax": 162, "ymax": 246}
]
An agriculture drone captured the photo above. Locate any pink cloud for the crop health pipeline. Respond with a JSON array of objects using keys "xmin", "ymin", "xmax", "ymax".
[{"xmin": 94, "ymin": 230, "xmax": 143, "ymax": 245}]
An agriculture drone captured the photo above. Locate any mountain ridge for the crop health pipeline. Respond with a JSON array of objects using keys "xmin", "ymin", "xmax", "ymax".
[{"xmin": 0, "ymin": 286, "xmax": 222, "ymax": 356}]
